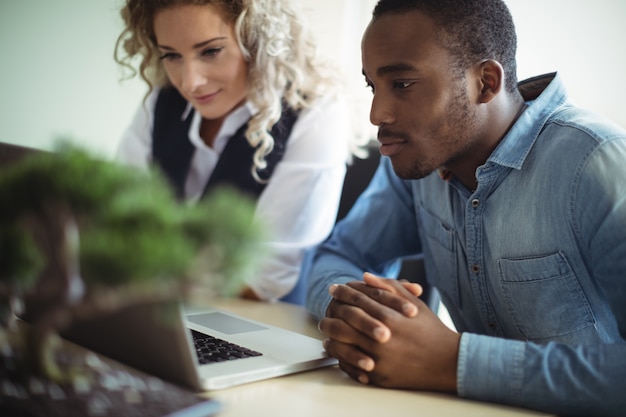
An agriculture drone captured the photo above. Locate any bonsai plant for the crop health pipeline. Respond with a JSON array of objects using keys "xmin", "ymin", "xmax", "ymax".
[{"xmin": 0, "ymin": 140, "xmax": 264, "ymax": 383}]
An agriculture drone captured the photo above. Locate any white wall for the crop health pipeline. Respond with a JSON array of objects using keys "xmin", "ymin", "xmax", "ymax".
[
  {"xmin": 508, "ymin": 0, "xmax": 626, "ymax": 121},
  {"xmin": 0, "ymin": 0, "xmax": 144, "ymax": 157},
  {"xmin": 0, "ymin": 0, "xmax": 624, "ymax": 157}
]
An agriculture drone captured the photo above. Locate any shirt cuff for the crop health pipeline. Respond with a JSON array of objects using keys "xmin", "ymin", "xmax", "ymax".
[
  {"xmin": 457, "ymin": 332, "xmax": 526, "ymax": 405},
  {"xmin": 307, "ymin": 275, "xmax": 355, "ymax": 319}
]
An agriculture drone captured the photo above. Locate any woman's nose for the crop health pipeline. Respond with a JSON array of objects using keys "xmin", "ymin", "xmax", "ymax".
[{"xmin": 181, "ymin": 60, "xmax": 206, "ymax": 93}]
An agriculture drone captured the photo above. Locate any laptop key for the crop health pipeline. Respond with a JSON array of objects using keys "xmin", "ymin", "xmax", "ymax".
[{"xmin": 190, "ymin": 330, "xmax": 262, "ymax": 365}]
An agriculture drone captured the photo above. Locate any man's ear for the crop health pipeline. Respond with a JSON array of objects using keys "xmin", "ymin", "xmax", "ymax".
[{"xmin": 478, "ymin": 60, "xmax": 504, "ymax": 104}]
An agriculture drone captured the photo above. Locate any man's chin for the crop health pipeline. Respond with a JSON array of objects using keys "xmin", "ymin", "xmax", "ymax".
[{"xmin": 390, "ymin": 162, "xmax": 429, "ymax": 180}]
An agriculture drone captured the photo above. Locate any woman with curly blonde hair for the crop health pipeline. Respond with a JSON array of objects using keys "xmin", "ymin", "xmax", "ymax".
[{"xmin": 114, "ymin": 0, "xmax": 353, "ymax": 302}]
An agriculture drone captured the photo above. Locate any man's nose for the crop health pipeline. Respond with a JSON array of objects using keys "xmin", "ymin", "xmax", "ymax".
[{"xmin": 369, "ymin": 93, "xmax": 395, "ymax": 126}]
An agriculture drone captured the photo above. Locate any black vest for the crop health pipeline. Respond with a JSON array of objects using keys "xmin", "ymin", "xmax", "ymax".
[{"xmin": 152, "ymin": 87, "xmax": 298, "ymax": 200}]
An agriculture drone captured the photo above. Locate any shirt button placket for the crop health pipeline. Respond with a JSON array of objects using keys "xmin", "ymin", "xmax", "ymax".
[
  {"xmin": 467, "ymin": 194, "xmax": 497, "ymax": 334},
  {"xmin": 470, "ymin": 199, "xmax": 481, "ymax": 274}
]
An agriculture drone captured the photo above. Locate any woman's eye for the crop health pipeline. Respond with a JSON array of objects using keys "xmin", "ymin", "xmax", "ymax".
[
  {"xmin": 202, "ymin": 47, "xmax": 223, "ymax": 57},
  {"xmin": 159, "ymin": 52, "xmax": 180, "ymax": 61},
  {"xmin": 365, "ymin": 81, "xmax": 375, "ymax": 93}
]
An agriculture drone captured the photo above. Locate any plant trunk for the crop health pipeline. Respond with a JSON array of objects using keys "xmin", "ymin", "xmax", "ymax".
[{"xmin": 17, "ymin": 205, "xmax": 84, "ymax": 382}]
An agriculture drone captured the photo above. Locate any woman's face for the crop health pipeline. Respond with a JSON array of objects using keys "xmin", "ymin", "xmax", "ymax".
[{"xmin": 153, "ymin": 4, "xmax": 248, "ymax": 121}]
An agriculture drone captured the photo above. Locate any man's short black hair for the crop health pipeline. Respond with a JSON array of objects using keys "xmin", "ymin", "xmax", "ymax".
[{"xmin": 373, "ymin": 0, "xmax": 519, "ymax": 93}]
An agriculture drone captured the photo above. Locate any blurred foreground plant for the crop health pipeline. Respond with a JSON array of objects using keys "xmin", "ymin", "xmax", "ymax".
[{"xmin": 0, "ymin": 141, "xmax": 264, "ymax": 382}]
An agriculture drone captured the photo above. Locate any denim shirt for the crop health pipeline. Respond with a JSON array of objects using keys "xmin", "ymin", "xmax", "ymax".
[{"xmin": 306, "ymin": 73, "xmax": 626, "ymax": 416}]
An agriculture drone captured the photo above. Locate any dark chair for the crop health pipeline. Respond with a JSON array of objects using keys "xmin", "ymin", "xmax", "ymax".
[{"xmin": 282, "ymin": 145, "xmax": 440, "ymax": 311}]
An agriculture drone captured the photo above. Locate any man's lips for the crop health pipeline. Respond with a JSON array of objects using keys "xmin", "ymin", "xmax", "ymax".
[{"xmin": 378, "ymin": 136, "xmax": 408, "ymax": 157}]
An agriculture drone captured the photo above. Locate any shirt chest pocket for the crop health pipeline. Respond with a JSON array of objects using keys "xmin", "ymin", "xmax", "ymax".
[{"xmin": 498, "ymin": 252, "xmax": 596, "ymax": 342}]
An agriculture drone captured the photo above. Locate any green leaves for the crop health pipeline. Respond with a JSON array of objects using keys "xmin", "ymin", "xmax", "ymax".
[
  {"xmin": 0, "ymin": 140, "xmax": 264, "ymax": 300},
  {"xmin": 0, "ymin": 139, "xmax": 266, "ymax": 382}
]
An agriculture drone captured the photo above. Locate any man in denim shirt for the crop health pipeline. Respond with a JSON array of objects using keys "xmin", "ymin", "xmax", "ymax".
[{"xmin": 305, "ymin": 0, "xmax": 626, "ymax": 416}]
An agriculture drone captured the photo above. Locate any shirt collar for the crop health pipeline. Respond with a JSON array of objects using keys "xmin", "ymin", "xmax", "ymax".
[
  {"xmin": 186, "ymin": 101, "xmax": 255, "ymax": 152},
  {"xmin": 487, "ymin": 72, "xmax": 569, "ymax": 171},
  {"xmin": 438, "ymin": 72, "xmax": 568, "ymax": 183}
]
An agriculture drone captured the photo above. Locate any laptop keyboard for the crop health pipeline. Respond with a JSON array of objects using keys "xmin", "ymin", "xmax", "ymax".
[
  {"xmin": 191, "ymin": 330, "xmax": 262, "ymax": 364},
  {"xmin": 0, "ymin": 346, "xmax": 221, "ymax": 417}
]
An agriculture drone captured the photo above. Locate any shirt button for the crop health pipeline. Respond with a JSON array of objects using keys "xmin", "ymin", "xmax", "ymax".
[
  {"xmin": 471, "ymin": 264, "xmax": 480, "ymax": 274},
  {"xmin": 471, "ymin": 199, "xmax": 480, "ymax": 208}
]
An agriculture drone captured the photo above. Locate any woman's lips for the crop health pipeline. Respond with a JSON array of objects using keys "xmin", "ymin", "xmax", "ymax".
[{"xmin": 194, "ymin": 91, "xmax": 219, "ymax": 105}]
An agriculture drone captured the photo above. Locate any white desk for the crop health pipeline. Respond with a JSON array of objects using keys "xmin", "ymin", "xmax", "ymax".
[{"xmin": 205, "ymin": 299, "xmax": 554, "ymax": 417}]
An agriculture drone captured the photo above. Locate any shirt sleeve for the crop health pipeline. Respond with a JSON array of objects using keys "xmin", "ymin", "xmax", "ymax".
[
  {"xmin": 458, "ymin": 333, "xmax": 626, "ymax": 416},
  {"xmin": 115, "ymin": 89, "xmax": 159, "ymax": 170},
  {"xmin": 305, "ymin": 157, "xmax": 422, "ymax": 319},
  {"xmin": 246, "ymin": 94, "xmax": 352, "ymax": 301}
]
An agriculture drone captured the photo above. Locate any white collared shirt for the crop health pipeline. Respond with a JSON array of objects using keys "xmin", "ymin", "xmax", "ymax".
[{"xmin": 116, "ymin": 88, "xmax": 352, "ymax": 300}]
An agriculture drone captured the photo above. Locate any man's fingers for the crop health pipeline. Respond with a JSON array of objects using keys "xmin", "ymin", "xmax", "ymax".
[
  {"xmin": 325, "ymin": 295, "xmax": 391, "ymax": 343},
  {"xmin": 364, "ymin": 272, "xmax": 422, "ymax": 298},
  {"xmin": 342, "ymin": 274, "xmax": 418, "ymax": 318},
  {"xmin": 329, "ymin": 284, "xmax": 400, "ymax": 340},
  {"xmin": 322, "ymin": 337, "xmax": 375, "ymax": 375},
  {"xmin": 399, "ymin": 280, "xmax": 423, "ymax": 297},
  {"xmin": 338, "ymin": 360, "xmax": 371, "ymax": 385},
  {"xmin": 318, "ymin": 316, "xmax": 374, "ymax": 346}
]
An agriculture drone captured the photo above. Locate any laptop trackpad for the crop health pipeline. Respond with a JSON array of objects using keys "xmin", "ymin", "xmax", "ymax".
[{"xmin": 187, "ymin": 312, "xmax": 267, "ymax": 334}]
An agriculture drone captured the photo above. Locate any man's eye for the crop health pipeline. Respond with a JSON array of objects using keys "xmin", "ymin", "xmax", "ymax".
[
  {"xmin": 394, "ymin": 81, "xmax": 414, "ymax": 89},
  {"xmin": 365, "ymin": 82, "xmax": 375, "ymax": 93}
]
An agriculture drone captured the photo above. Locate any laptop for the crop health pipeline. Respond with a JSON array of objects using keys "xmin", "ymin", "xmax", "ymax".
[{"xmin": 61, "ymin": 299, "xmax": 337, "ymax": 391}]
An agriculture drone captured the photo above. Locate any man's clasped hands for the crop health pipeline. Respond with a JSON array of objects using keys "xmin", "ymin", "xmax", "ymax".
[{"xmin": 319, "ymin": 272, "xmax": 461, "ymax": 393}]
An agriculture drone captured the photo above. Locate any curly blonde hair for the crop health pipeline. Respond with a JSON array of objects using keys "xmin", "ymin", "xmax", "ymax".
[{"xmin": 115, "ymin": 0, "xmax": 339, "ymax": 181}]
